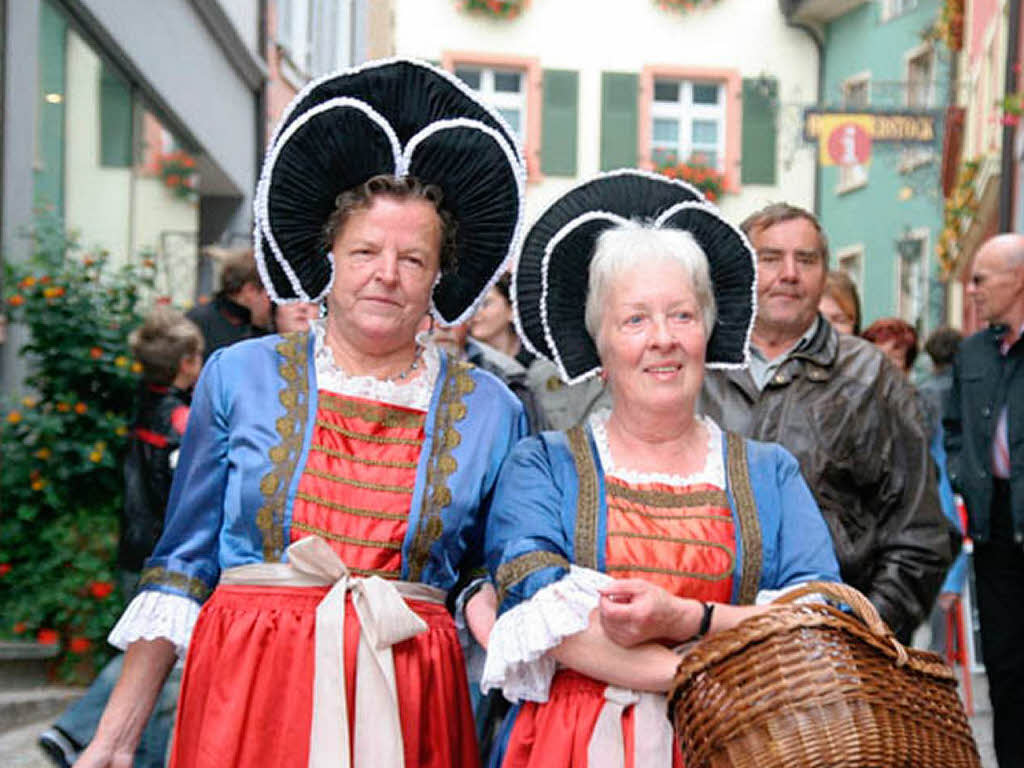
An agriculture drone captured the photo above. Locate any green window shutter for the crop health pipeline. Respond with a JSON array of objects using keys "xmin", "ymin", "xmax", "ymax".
[
  {"xmin": 741, "ymin": 77, "xmax": 778, "ymax": 185},
  {"xmin": 600, "ymin": 72, "xmax": 638, "ymax": 171},
  {"xmin": 100, "ymin": 62, "xmax": 134, "ymax": 168},
  {"xmin": 541, "ymin": 69, "xmax": 578, "ymax": 176}
]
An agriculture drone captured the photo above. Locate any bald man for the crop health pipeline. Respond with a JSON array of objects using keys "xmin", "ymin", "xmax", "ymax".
[{"xmin": 944, "ymin": 233, "xmax": 1024, "ymax": 766}]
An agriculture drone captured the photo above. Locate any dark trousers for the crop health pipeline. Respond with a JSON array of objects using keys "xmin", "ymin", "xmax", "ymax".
[{"xmin": 975, "ymin": 479, "xmax": 1024, "ymax": 768}]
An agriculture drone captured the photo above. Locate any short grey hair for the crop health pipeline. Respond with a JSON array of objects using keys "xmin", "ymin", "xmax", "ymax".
[{"xmin": 583, "ymin": 222, "xmax": 717, "ymax": 353}]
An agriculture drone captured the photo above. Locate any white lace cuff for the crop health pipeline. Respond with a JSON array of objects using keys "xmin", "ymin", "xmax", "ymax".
[
  {"xmin": 108, "ymin": 590, "xmax": 201, "ymax": 659},
  {"xmin": 755, "ymin": 583, "xmax": 825, "ymax": 606},
  {"xmin": 481, "ymin": 565, "xmax": 613, "ymax": 703}
]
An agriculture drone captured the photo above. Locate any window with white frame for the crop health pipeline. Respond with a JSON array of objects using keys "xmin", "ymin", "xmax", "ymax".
[
  {"xmin": 882, "ymin": 0, "xmax": 918, "ymax": 21},
  {"xmin": 277, "ymin": 0, "xmax": 355, "ymax": 79},
  {"xmin": 650, "ymin": 79, "xmax": 725, "ymax": 170},
  {"xmin": 906, "ymin": 47, "xmax": 934, "ymax": 109},
  {"xmin": 897, "ymin": 233, "xmax": 928, "ymax": 325},
  {"xmin": 838, "ymin": 75, "xmax": 870, "ymax": 191},
  {"xmin": 837, "ymin": 247, "xmax": 864, "ymax": 291},
  {"xmin": 453, "ymin": 66, "xmax": 527, "ymax": 145}
]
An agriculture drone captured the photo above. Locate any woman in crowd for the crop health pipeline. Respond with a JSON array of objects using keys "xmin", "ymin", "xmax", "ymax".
[
  {"xmin": 862, "ymin": 316, "xmax": 917, "ymax": 372},
  {"xmin": 470, "ymin": 274, "xmax": 534, "ymax": 368},
  {"xmin": 481, "ymin": 172, "xmax": 840, "ymax": 767},
  {"xmin": 819, "ymin": 269, "xmax": 861, "ymax": 335},
  {"xmin": 78, "ymin": 59, "xmax": 528, "ymax": 768}
]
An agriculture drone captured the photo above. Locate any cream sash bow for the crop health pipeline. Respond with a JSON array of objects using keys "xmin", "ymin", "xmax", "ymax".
[
  {"xmin": 220, "ymin": 536, "xmax": 445, "ymax": 768},
  {"xmin": 586, "ymin": 685, "xmax": 674, "ymax": 768}
]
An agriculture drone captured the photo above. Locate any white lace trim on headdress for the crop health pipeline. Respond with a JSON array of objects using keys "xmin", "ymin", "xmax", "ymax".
[
  {"xmin": 588, "ymin": 409, "xmax": 725, "ymax": 489},
  {"xmin": 108, "ymin": 590, "xmax": 201, "ymax": 660},
  {"xmin": 482, "ymin": 565, "xmax": 613, "ymax": 703},
  {"xmin": 312, "ymin": 318, "xmax": 439, "ymax": 411}
]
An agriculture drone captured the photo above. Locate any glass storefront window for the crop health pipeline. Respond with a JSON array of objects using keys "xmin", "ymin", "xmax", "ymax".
[{"xmin": 35, "ymin": 0, "xmax": 201, "ymax": 307}]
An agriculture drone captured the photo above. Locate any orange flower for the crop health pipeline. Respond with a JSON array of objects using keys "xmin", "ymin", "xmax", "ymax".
[
  {"xmin": 7, "ymin": 410, "xmax": 22, "ymax": 424},
  {"xmin": 88, "ymin": 581, "xmax": 115, "ymax": 599},
  {"xmin": 74, "ymin": 402, "xmax": 87, "ymax": 415},
  {"xmin": 8, "ymin": 294, "xmax": 24, "ymax": 307},
  {"xmin": 42, "ymin": 286, "xmax": 64, "ymax": 299},
  {"xmin": 142, "ymin": 258, "xmax": 156, "ymax": 269},
  {"xmin": 69, "ymin": 636, "xmax": 92, "ymax": 654},
  {"xmin": 31, "ymin": 478, "xmax": 46, "ymax": 491},
  {"xmin": 19, "ymin": 276, "xmax": 37, "ymax": 289},
  {"xmin": 83, "ymin": 257, "xmax": 96, "ymax": 267},
  {"xmin": 131, "ymin": 361, "xmax": 143, "ymax": 374},
  {"xmin": 21, "ymin": 396, "xmax": 37, "ymax": 408},
  {"xmin": 56, "ymin": 402, "xmax": 71, "ymax": 413},
  {"xmin": 89, "ymin": 450, "xmax": 103, "ymax": 463},
  {"xmin": 0, "ymin": 563, "xmax": 10, "ymax": 577},
  {"xmin": 115, "ymin": 425, "xmax": 129, "ymax": 437},
  {"xmin": 36, "ymin": 628, "xmax": 59, "ymax": 645},
  {"xmin": 39, "ymin": 275, "xmax": 51, "ymax": 284},
  {"xmin": 34, "ymin": 447, "xmax": 51, "ymax": 460},
  {"xmin": 89, "ymin": 347, "xmax": 104, "ymax": 360},
  {"xmin": 115, "ymin": 355, "xmax": 129, "ymax": 368},
  {"xmin": 13, "ymin": 621, "xmax": 27, "ymax": 634}
]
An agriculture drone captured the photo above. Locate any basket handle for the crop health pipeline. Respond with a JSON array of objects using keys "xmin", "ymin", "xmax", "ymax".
[{"xmin": 771, "ymin": 581, "xmax": 909, "ymax": 666}]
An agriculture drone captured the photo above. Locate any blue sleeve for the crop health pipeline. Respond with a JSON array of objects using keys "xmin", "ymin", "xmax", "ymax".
[
  {"xmin": 768, "ymin": 446, "xmax": 842, "ymax": 588},
  {"xmin": 941, "ymin": 552, "xmax": 968, "ymax": 594},
  {"xmin": 485, "ymin": 435, "xmax": 573, "ymax": 616},
  {"xmin": 139, "ymin": 350, "xmax": 230, "ymax": 604}
]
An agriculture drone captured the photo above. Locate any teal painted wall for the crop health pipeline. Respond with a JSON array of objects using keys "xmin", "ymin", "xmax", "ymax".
[{"xmin": 819, "ymin": 0, "xmax": 948, "ymax": 333}]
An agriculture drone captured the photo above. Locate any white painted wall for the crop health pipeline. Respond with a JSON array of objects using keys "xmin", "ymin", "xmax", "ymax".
[
  {"xmin": 218, "ymin": 0, "xmax": 261, "ymax": 54},
  {"xmin": 393, "ymin": 0, "xmax": 819, "ymax": 227}
]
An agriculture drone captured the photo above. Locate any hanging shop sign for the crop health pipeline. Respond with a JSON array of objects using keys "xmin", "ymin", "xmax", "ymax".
[{"xmin": 803, "ymin": 109, "xmax": 939, "ymax": 166}]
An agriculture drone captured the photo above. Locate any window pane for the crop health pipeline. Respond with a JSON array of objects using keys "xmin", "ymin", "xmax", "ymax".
[
  {"xmin": 653, "ymin": 118, "xmax": 679, "ymax": 144},
  {"xmin": 652, "ymin": 147, "xmax": 677, "ymax": 166},
  {"xmin": 498, "ymin": 107, "xmax": 521, "ymax": 135},
  {"xmin": 691, "ymin": 119, "xmax": 718, "ymax": 145},
  {"xmin": 692, "ymin": 83, "xmax": 719, "ymax": 105},
  {"xmin": 493, "ymin": 70, "xmax": 522, "ymax": 93},
  {"xmin": 654, "ymin": 80, "xmax": 679, "ymax": 103},
  {"xmin": 100, "ymin": 62, "xmax": 133, "ymax": 168},
  {"xmin": 690, "ymin": 149, "xmax": 718, "ymax": 168},
  {"xmin": 455, "ymin": 68, "xmax": 481, "ymax": 90}
]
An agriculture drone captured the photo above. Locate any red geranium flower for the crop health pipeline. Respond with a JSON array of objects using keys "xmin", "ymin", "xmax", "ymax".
[
  {"xmin": 36, "ymin": 628, "xmax": 59, "ymax": 645},
  {"xmin": 89, "ymin": 347, "xmax": 104, "ymax": 360},
  {"xmin": 69, "ymin": 636, "xmax": 92, "ymax": 654},
  {"xmin": 0, "ymin": 563, "xmax": 10, "ymax": 577},
  {"xmin": 13, "ymin": 621, "xmax": 27, "ymax": 634},
  {"xmin": 88, "ymin": 581, "xmax": 115, "ymax": 599}
]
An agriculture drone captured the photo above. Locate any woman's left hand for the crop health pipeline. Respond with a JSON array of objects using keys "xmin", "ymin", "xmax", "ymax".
[{"xmin": 598, "ymin": 579, "xmax": 699, "ymax": 647}]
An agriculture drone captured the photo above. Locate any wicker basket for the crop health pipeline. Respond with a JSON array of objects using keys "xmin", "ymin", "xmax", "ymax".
[{"xmin": 667, "ymin": 582, "xmax": 980, "ymax": 768}]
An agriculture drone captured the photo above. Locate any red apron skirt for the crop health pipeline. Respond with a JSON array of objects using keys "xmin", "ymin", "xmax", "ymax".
[
  {"xmin": 170, "ymin": 584, "xmax": 480, "ymax": 768},
  {"xmin": 501, "ymin": 670, "xmax": 683, "ymax": 768}
]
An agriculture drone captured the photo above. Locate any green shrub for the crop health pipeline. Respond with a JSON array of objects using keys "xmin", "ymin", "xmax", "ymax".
[{"xmin": 0, "ymin": 215, "xmax": 155, "ymax": 682}]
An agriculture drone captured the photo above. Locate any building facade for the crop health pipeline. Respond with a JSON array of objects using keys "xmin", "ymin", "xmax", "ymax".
[
  {"xmin": 392, "ymin": 0, "xmax": 819, "ymax": 225},
  {"xmin": 788, "ymin": 0, "xmax": 950, "ymax": 336},
  {"xmin": 0, "ymin": 0, "xmax": 379, "ymax": 392}
]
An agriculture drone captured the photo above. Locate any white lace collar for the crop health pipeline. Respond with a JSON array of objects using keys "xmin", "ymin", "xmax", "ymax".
[
  {"xmin": 588, "ymin": 409, "xmax": 725, "ymax": 489},
  {"xmin": 311, "ymin": 318, "xmax": 440, "ymax": 412}
]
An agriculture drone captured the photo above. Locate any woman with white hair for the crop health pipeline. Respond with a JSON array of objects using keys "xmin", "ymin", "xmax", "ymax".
[{"xmin": 480, "ymin": 172, "xmax": 840, "ymax": 767}]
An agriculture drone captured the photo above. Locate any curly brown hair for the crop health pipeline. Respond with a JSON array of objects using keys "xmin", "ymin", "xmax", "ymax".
[{"xmin": 322, "ymin": 175, "xmax": 458, "ymax": 273}]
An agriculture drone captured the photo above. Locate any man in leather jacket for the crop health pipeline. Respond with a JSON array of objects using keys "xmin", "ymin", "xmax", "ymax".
[
  {"xmin": 699, "ymin": 203, "xmax": 952, "ymax": 642},
  {"xmin": 944, "ymin": 233, "xmax": 1024, "ymax": 766}
]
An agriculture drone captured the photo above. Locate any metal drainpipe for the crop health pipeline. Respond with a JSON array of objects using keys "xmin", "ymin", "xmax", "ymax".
[
  {"xmin": 780, "ymin": 1, "xmax": 825, "ymax": 218},
  {"xmin": 999, "ymin": 0, "xmax": 1022, "ymax": 231}
]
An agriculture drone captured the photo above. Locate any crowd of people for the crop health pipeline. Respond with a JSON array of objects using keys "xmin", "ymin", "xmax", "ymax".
[{"xmin": 33, "ymin": 58, "xmax": 1024, "ymax": 768}]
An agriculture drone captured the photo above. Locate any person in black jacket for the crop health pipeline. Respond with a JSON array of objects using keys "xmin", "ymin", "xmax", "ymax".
[
  {"xmin": 39, "ymin": 307, "xmax": 203, "ymax": 768},
  {"xmin": 187, "ymin": 248, "xmax": 271, "ymax": 360},
  {"xmin": 944, "ymin": 233, "xmax": 1024, "ymax": 767}
]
